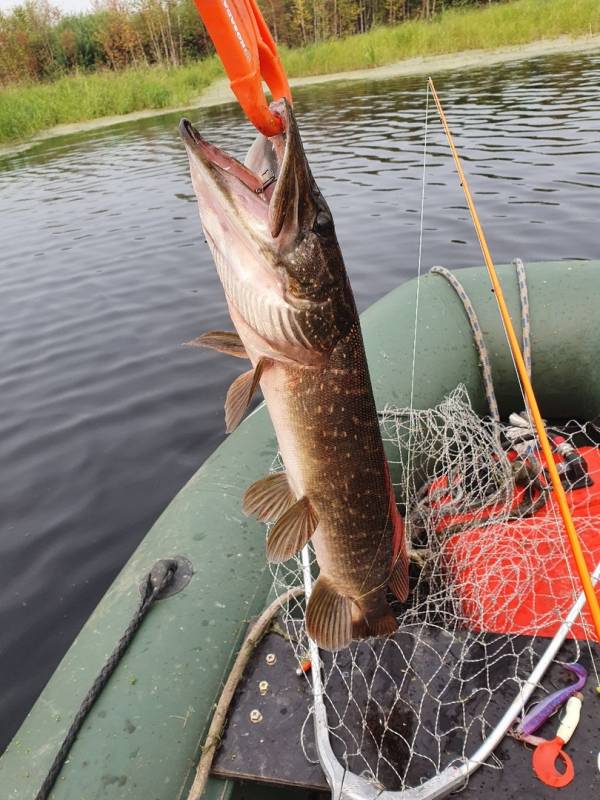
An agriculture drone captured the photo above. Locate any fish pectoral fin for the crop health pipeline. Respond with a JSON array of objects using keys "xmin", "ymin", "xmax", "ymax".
[
  {"xmin": 305, "ymin": 575, "xmax": 352, "ymax": 652},
  {"xmin": 388, "ymin": 550, "xmax": 409, "ymax": 602},
  {"xmin": 265, "ymin": 496, "xmax": 318, "ymax": 562},
  {"xmin": 184, "ymin": 330, "xmax": 248, "ymax": 359},
  {"xmin": 243, "ymin": 472, "xmax": 295, "ymax": 522},
  {"xmin": 224, "ymin": 358, "xmax": 267, "ymax": 433}
]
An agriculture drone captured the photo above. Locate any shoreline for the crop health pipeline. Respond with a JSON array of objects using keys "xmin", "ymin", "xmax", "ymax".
[{"xmin": 2, "ymin": 34, "xmax": 599, "ymax": 158}]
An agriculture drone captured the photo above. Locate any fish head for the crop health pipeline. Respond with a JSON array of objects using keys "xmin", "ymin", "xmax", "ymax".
[
  {"xmin": 179, "ymin": 100, "xmax": 354, "ymax": 363},
  {"xmin": 265, "ymin": 99, "xmax": 348, "ymax": 303}
]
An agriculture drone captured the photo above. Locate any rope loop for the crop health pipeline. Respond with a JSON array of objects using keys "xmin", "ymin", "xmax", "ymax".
[{"xmin": 35, "ymin": 559, "xmax": 177, "ymax": 800}]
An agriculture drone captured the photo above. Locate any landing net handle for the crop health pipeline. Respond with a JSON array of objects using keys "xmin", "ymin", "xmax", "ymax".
[
  {"xmin": 428, "ymin": 76, "xmax": 600, "ymax": 642},
  {"xmin": 193, "ymin": 0, "xmax": 291, "ymax": 136}
]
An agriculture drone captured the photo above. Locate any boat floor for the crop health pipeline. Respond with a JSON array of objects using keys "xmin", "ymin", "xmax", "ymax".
[{"xmin": 213, "ymin": 619, "xmax": 600, "ymax": 798}]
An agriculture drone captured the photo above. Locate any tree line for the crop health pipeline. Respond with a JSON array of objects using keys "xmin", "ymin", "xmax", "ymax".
[{"xmin": 0, "ymin": 0, "xmax": 494, "ymax": 87}]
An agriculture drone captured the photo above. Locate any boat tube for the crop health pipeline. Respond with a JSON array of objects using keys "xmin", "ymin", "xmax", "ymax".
[{"xmin": 2, "ymin": 260, "xmax": 600, "ymax": 800}]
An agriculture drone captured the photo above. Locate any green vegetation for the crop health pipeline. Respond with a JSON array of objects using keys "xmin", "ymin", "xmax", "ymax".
[
  {"xmin": 1, "ymin": 0, "xmax": 599, "ymax": 145},
  {"xmin": 282, "ymin": 0, "xmax": 600, "ymax": 77},
  {"xmin": 0, "ymin": 0, "xmax": 439, "ymax": 86},
  {"xmin": 0, "ymin": 59, "xmax": 222, "ymax": 143}
]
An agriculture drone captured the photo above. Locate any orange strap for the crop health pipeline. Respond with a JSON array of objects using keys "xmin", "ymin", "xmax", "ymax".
[
  {"xmin": 428, "ymin": 76, "xmax": 600, "ymax": 642},
  {"xmin": 194, "ymin": 0, "xmax": 291, "ymax": 136},
  {"xmin": 532, "ymin": 737, "xmax": 574, "ymax": 788}
]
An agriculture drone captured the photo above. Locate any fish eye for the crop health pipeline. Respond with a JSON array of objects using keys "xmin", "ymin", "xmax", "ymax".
[{"xmin": 313, "ymin": 210, "xmax": 334, "ymax": 237}]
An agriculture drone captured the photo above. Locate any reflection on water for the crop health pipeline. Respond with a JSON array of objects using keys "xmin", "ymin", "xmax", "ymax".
[{"xmin": 1, "ymin": 51, "xmax": 599, "ymax": 750}]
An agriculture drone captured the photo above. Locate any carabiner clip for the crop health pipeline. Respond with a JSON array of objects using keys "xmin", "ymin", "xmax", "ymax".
[
  {"xmin": 193, "ymin": 0, "xmax": 291, "ymax": 136},
  {"xmin": 531, "ymin": 737, "xmax": 575, "ymax": 788}
]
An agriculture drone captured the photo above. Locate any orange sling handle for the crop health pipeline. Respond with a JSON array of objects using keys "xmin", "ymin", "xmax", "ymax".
[{"xmin": 193, "ymin": 0, "xmax": 291, "ymax": 136}]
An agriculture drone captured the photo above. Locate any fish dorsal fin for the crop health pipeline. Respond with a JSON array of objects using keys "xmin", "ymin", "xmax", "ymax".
[
  {"xmin": 184, "ymin": 331, "xmax": 248, "ymax": 359},
  {"xmin": 243, "ymin": 472, "xmax": 295, "ymax": 522},
  {"xmin": 388, "ymin": 550, "xmax": 409, "ymax": 603},
  {"xmin": 305, "ymin": 575, "xmax": 352, "ymax": 651},
  {"xmin": 225, "ymin": 359, "xmax": 266, "ymax": 433},
  {"xmin": 266, "ymin": 496, "xmax": 318, "ymax": 562}
]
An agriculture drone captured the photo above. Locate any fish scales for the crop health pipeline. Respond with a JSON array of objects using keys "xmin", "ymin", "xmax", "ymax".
[
  {"xmin": 284, "ymin": 324, "xmax": 394, "ymax": 598},
  {"xmin": 180, "ymin": 99, "xmax": 409, "ymax": 650}
]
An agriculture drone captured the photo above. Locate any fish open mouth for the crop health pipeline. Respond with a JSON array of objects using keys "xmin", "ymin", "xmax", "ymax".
[
  {"xmin": 179, "ymin": 99, "xmax": 314, "ymax": 240},
  {"xmin": 179, "ymin": 117, "xmax": 274, "ymax": 197},
  {"xmin": 178, "ymin": 115, "xmax": 283, "ymax": 236}
]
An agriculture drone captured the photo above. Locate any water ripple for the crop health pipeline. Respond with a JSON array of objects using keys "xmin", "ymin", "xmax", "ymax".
[{"xmin": 1, "ymin": 50, "xmax": 600, "ymax": 751}]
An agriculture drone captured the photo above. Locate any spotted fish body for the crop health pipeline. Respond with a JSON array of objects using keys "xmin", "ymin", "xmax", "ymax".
[{"xmin": 180, "ymin": 101, "xmax": 408, "ymax": 650}]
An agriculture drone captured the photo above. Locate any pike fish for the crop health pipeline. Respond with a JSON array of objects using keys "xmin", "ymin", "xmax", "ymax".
[{"xmin": 180, "ymin": 100, "xmax": 408, "ymax": 651}]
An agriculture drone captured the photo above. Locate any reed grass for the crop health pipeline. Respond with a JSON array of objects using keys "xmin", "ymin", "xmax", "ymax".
[
  {"xmin": 282, "ymin": 0, "xmax": 600, "ymax": 77},
  {"xmin": 1, "ymin": 0, "xmax": 598, "ymax": 145},
  {"xmin": 0, "ymin": 59, "xmax": 222, "ymax": 144}
]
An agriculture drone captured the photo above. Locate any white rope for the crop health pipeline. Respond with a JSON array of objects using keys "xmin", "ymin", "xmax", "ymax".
[
  {"xmin": 429, "ymin": 265, "xmax": 500, "ymax": 422},
  {"xmin": 513, "ymin": 258, "xmax": 531, "ymax": 379}
]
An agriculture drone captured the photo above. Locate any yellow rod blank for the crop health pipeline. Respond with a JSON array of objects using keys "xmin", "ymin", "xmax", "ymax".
[{"xmin": 428, "ymin": 76, "xmax": 600, "ymax": 641}]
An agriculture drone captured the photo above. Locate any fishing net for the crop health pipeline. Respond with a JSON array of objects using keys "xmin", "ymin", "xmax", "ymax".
[{"xmin": 269, "ymin": 385, "xmax": 600, "ymax": 793}]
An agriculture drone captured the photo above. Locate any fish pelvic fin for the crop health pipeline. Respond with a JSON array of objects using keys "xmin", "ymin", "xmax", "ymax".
[
  {"xmin": 352, "ymin": 598, "xmax": 398, "ymax": 640},
  {"xmin": 224, "ymin": 358, "xmax": 267, "ymax": 433},
  {"xmin": 184, "ymin": 330, "xmax": 248, "ymax": 359},
  {"xmin": 306, "ymin": 575, "xmax": 352, "ymax": 652},
  {"xmin": 388, "ymin": 549, "xmax": 409, "ymax": 603},
  {"xmin": 243, "ymin": 472, "xmax": 295, "ymax": 522},
  {"xmin": 266, "ymin": 496, "xmax": 318, "ymax": 562}
]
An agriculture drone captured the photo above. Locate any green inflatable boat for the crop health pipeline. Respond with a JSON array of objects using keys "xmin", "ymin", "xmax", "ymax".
[{"xmin": 2, "ymin": 260, "xmax": 600, "ymax": 800}]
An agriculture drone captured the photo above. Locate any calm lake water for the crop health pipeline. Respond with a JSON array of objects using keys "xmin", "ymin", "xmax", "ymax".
[{"xmin": 1, "ymin": 51, "xmax": 599, "ymax": 751}]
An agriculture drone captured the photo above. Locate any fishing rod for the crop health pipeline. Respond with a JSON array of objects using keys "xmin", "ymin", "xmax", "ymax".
[{"xmin": 427, "ymin": 76, "xmax": 600, "ymax": 642}]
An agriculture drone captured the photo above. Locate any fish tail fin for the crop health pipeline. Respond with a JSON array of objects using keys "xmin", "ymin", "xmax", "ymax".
[
  {"xmin": 352, "ymin": 596, "xmax": 398, "ymax": 640},
  {"xmin": 388, "ymin": 548, "xmax": 409, "ymax": 603},
  {"xmin": 306, "ymin": 575, "xmax": 352, "ymax": 651}
]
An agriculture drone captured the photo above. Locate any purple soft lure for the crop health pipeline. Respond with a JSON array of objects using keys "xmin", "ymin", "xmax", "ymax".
[{"xmin": 513, "ymin": 662, "xmax": 587, "ymax": 743}]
